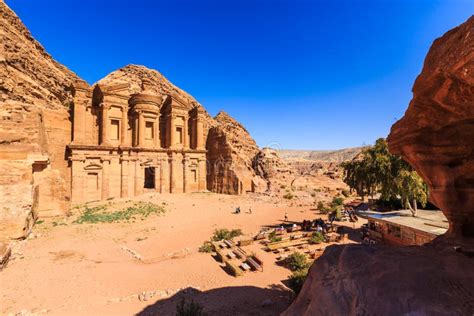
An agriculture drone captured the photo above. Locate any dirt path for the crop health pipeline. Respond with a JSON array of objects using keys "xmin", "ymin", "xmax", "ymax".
[{"xmin": 0, "ymin": 193, "xmax": 363, "ymax": 315}]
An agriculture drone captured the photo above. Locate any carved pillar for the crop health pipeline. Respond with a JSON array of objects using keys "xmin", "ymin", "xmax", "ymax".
[
  {"xmin": 169, "ymin": 114, "xmax": 175, "ymax": 148},
  {"xmin": 120, "ymin": 157, "xmax": 129, "ymax": 198},
  {"xmin": 121, "ymin": 107, "xmax": 128, "ymax": 146},
  {"xmin": 72, "ymin": 101, "xmax": 86, "ymax": 144},
  {"xmin": 71, "ymin": 156, "xmax": 85, "ymax": 204},
  {"xmin": 101, "ymin": 104, "xmax": 109, "ymax": 146},
  {"xmin": 198, "ymin": 157, "xmax": 207, "ymax": 191},
  {"xmin": 183, "ymin": 115, "xmax": 189, "ymax": 149},
  {"xmin": 154, "ymin": 113, "xmax": 160, "ymax": 148},
  {"xmin": 160, "ymin": 156, "xmax": 170, "ymax": 193},
  {"xmin": 196, "ymin": 116, "xmax": 204, "ymax": 150},
  {"xmin": 183, "ymin": 155, "xmax": 189, "ymax": 193},
  {"xmin": 138, "ymin": 111, "xmax": 145, "ymax": 147},
  {"xmin": 169, "ymin": 154, "xmax": 176, "ymax": 193},
  {"xmin": 134, "ymin": 159, "xmax": 143, "ymax": 196},
  {"xmin": 101, "ymin": 158, "xmax": 110, "ymax": 200},
  {"xmin": 154, "ymin": 161, "xmax": 160, "ymax": 192}
]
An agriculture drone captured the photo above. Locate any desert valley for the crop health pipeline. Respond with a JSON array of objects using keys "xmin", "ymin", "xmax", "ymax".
[{"xmin": 0, "ymin": 1, "xmax": 473, "ymax": 315}]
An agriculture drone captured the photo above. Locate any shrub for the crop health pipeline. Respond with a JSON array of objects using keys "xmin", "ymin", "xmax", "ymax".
[
  {"xmin": 332, "ymin": 196, "xmax": 344, "ymax": 206},
  {"xmin": 176, "ymin": 298, "xmax": 207, "ymax": 316},
  {"xmin": 211, "ymin": 228, "xmax": 242, "ymax": 241},
  {"xmin": 310, "ymin": 192, "xmax": 316, "ymax": 197},
  {"xmin": 198, "ymin": 241, "xmax": 213, "ymax": 253},
  {"xmin": 74, "ymin": 202, "xmax": 165, "ymax": 224},
  {"xmin": 308, "ymin": 231, "xmax": 326, "ymax": 244},
  {"xmin": 280, "ymin": 184, "xmax": 287, "ymax": 189},
  {"xmin": 317, "ymin": 201, "xmax": 325, "ymax": 210},
  {"xmin": 268, "ymin": 231, "xmax": 282, "ymax": 243},
  {"xmin": 341, "ymin": 189, "xmax": 350, "ymax": 197},
  {"xmin": 287, "ymin": 252, "xmax": 308, "ymax": 271},
  {"xmin": 287, "ymin": 267, "xmax": 309, "ymax": 295}
]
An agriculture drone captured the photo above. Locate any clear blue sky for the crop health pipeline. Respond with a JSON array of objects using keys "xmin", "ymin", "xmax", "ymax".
[{"xmin": 7, "ymin": 0, "xmax": 474, "ymax": 149}]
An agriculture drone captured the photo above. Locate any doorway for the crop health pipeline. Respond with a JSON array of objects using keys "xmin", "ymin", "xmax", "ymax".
[{"xmin": 144, "ymin": 167, "xmax": 155, "ymax": 189}]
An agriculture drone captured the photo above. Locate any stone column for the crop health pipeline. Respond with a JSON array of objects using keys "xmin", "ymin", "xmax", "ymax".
[
  {"xmin": 160, "ymin": 156, "xmax": 169, "ymax": 193},
  {"xmin": 101, "ymin": 104, "xmax": 109, "ymax": 146},
  {"xmin": 169, "ymin": 154, "xmax": 176, "ymax": 193},
  {"xmin": 198, "ymin": 157, "xmax": 207, "ymax": 191},
  {"xmin": 183, "ymin": 155, "xmax": 189, "ymax": 193},
  {"xmin": 154, "ymin": 114, "xmax": 161, "ymax": 148},
  {"xmin": 121, "ymin": 107, "xmax": 128, "ymax": 146},
  {"xmin": 120, "ymin": 157, "xmax": 129, "ymax": 198},
  {"xmin": 101, "ymin": 158, "xmax": 110, "ymax": 200},
  {"xmin": 154, "ymin": 161, "xmax": 160, "ymax": 192},
  {"xmin": 138, "ymin": 111, "xmax": 145, "ymax": 147},
  {"xmin": 196, "ymin": 117, "xmax": 204, "ymax": 150},
  {"xmin": 169, "ymin": 114, "xmax": 175, "ymax": 148},
  {"xmin": 183, "ymin": 115, "xmax": 189, "ymax": 149},
  {"xmin": 71, "ymin": 156, "xmax": 85, "ymax": 204},
  {"xmin": 134, "ymin": 159, "xmax": 143, "ymax": 196},
  {"xmin": 73, "ymin": 101, "xmax": 86, "ymax": 144}
]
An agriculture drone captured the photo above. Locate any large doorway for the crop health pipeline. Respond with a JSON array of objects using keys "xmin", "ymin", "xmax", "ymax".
[{"xmin": 144, "ymin": 167, "xmax": 155, "ymax": 189}]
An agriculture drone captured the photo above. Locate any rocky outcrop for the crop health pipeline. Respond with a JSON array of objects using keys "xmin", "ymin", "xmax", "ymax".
[
  {"xmin": 388, "ymin": 16, "xmax": 474, "ymax": 239},
  {"xmin": 0, "ymin": 1, "xmax": 79, "ymax": 240},
  {"xmin": 206, "ymin": 111, "xmax": 267, "ymax": 194},
  {"xmin": 283, "ymin": 244, "xmax": 474, "ymax": 315}
]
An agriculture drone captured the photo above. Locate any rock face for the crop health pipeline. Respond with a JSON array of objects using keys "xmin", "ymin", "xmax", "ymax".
[
  {"xmin": 0, "ymin": 1, "xmax": 79, "ymax": 240},
  {"xmin": 206, "ymin": 111, "xmax": 267, "ymax": 194},
  {"xmin": 283, "ymin": 244, "xmax": 474, "ymax": 315},
  {"xmin": 388, "ymin": 16, "xmax": 474, "ymax": 239}
]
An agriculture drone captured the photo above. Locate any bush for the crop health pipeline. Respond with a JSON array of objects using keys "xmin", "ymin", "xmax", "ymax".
[
  {"xmin": 198, "ymin": 241, "xmax": 213, "ymax": 253},
  {"xmin": 287, "ymin": 267, "xmax": 309, "ymax": 295},
  {"xmin": 308, "ymin": 231, "xmax": 325, "ymax": 244},
  {"xmin": 283, "ymin": 192, "xmax": 294, "ymax": 200},
  {"xmin": 268, "ymin": 231, "xmax": 282, "ymax": 243},
  {"xmin": 341, "ymin": 189, "xmax": 350, "ymax": 197},
  {"xmin": 176, "ymin": 298, "xmax": 207, "ymax": 316},
  {"xmin": 332, "ymin": 196, "xmax": 344, "ymax": 206},
  {"xmin": 74, "ymin": 202, "xmax": 165, "ymax": 224},
  {"xmin": 287, "ymin": 252, "xmax": 308, "ymax": 271},
  {"xmin": 211, "ymin": 228, "xmax": 242, "ymax": 241},
  {"xmin": 310, "ymin": 192, "xmax": 316, "ymax": 197}
]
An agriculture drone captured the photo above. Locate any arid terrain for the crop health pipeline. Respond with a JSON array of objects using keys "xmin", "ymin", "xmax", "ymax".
[{"xmin": 0, "ymin": 193, "xmax": 363, "ymax": 315}]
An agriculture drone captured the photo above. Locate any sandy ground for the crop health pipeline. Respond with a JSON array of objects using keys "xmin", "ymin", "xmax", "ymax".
[{"xmin": 0, "ymin": 193, "xmax": 364, "ymax": 316}]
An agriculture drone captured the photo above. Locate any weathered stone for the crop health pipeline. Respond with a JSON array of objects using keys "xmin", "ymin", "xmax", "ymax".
[{"xmin": 388, "ymin": 16, "xmax": 474, "ymax": 239}]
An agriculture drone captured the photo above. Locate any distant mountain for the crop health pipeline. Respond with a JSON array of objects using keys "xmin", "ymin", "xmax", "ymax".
[{"xmin": 279, "ymin": 147, "xmax": 363, "ymax": 162}]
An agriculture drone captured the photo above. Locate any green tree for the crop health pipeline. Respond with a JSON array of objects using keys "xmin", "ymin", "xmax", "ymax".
[{"xmin": 342, "ymin": 138, "xmax": 428, "ymax": 216}]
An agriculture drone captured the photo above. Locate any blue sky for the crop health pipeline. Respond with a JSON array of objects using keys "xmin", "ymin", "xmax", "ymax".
[{"xmin": 6, "ymin": 0, "xmax": 474, "ymax": 149}]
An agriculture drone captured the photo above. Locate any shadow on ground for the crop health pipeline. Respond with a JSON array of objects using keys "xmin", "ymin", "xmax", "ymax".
[{"xmin": 136, "ymin": 284, "xmax": 292, "ymax": 316}]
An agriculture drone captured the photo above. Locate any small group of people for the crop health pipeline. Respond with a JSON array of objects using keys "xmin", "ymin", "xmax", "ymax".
[{"xmin": 234, "ymin": 206, "xmax": 252, "ymax": 214}]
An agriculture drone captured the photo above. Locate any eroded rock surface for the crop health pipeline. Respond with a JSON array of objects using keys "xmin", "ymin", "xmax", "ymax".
[
  {"xmin": 283, "ymin": 244, "xmax": 474, "ymax": 316},
  {"xmin": 388, "ymin": 16, "xmax": 474, "ymax": 239}
]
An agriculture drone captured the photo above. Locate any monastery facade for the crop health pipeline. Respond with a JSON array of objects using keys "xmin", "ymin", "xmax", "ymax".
[{"xmin": 68, "ymin": 80, "xmax": 207, "ymax": 204}]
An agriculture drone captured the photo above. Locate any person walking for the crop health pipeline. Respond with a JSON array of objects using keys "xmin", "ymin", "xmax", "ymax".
[{"xmin": 248, "ymin": 207, "xmax": 252, "ymax": 214}]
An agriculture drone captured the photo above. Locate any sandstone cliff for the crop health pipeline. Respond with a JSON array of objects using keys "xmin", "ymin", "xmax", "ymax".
[
  {"xmin": 388, "ymin": 16, "xmax": 474, "ymax": 239},
  {"xmin": 284, "ymin": 16, "xmax": 474, "ymax": 315},
  {"xmin": 0, "ymin": 1, "xmax": 79, "ymax": 239},
  {"xmin": 206, "ymin": 111, "xmax": 267, "ymax": 194}
]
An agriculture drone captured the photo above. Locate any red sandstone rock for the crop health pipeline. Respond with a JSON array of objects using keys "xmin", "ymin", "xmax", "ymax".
[
  {"xmin": 388, "ymin": 16, "xmax": 474, "ymax": 239},
  {"xmin": 283, "ymin": 244, "xmax": 474, "ymax": 315}
]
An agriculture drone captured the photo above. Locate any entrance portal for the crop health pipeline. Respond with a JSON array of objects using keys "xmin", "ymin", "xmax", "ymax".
[{"xmin": 144, "ymin": 167, "xmax": 155, "ymax": 189}]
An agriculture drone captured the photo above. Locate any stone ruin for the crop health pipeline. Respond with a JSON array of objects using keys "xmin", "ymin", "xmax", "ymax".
[{"xmin": 0, "ymin": 2, "xmax": 283, "ymax": 243}]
